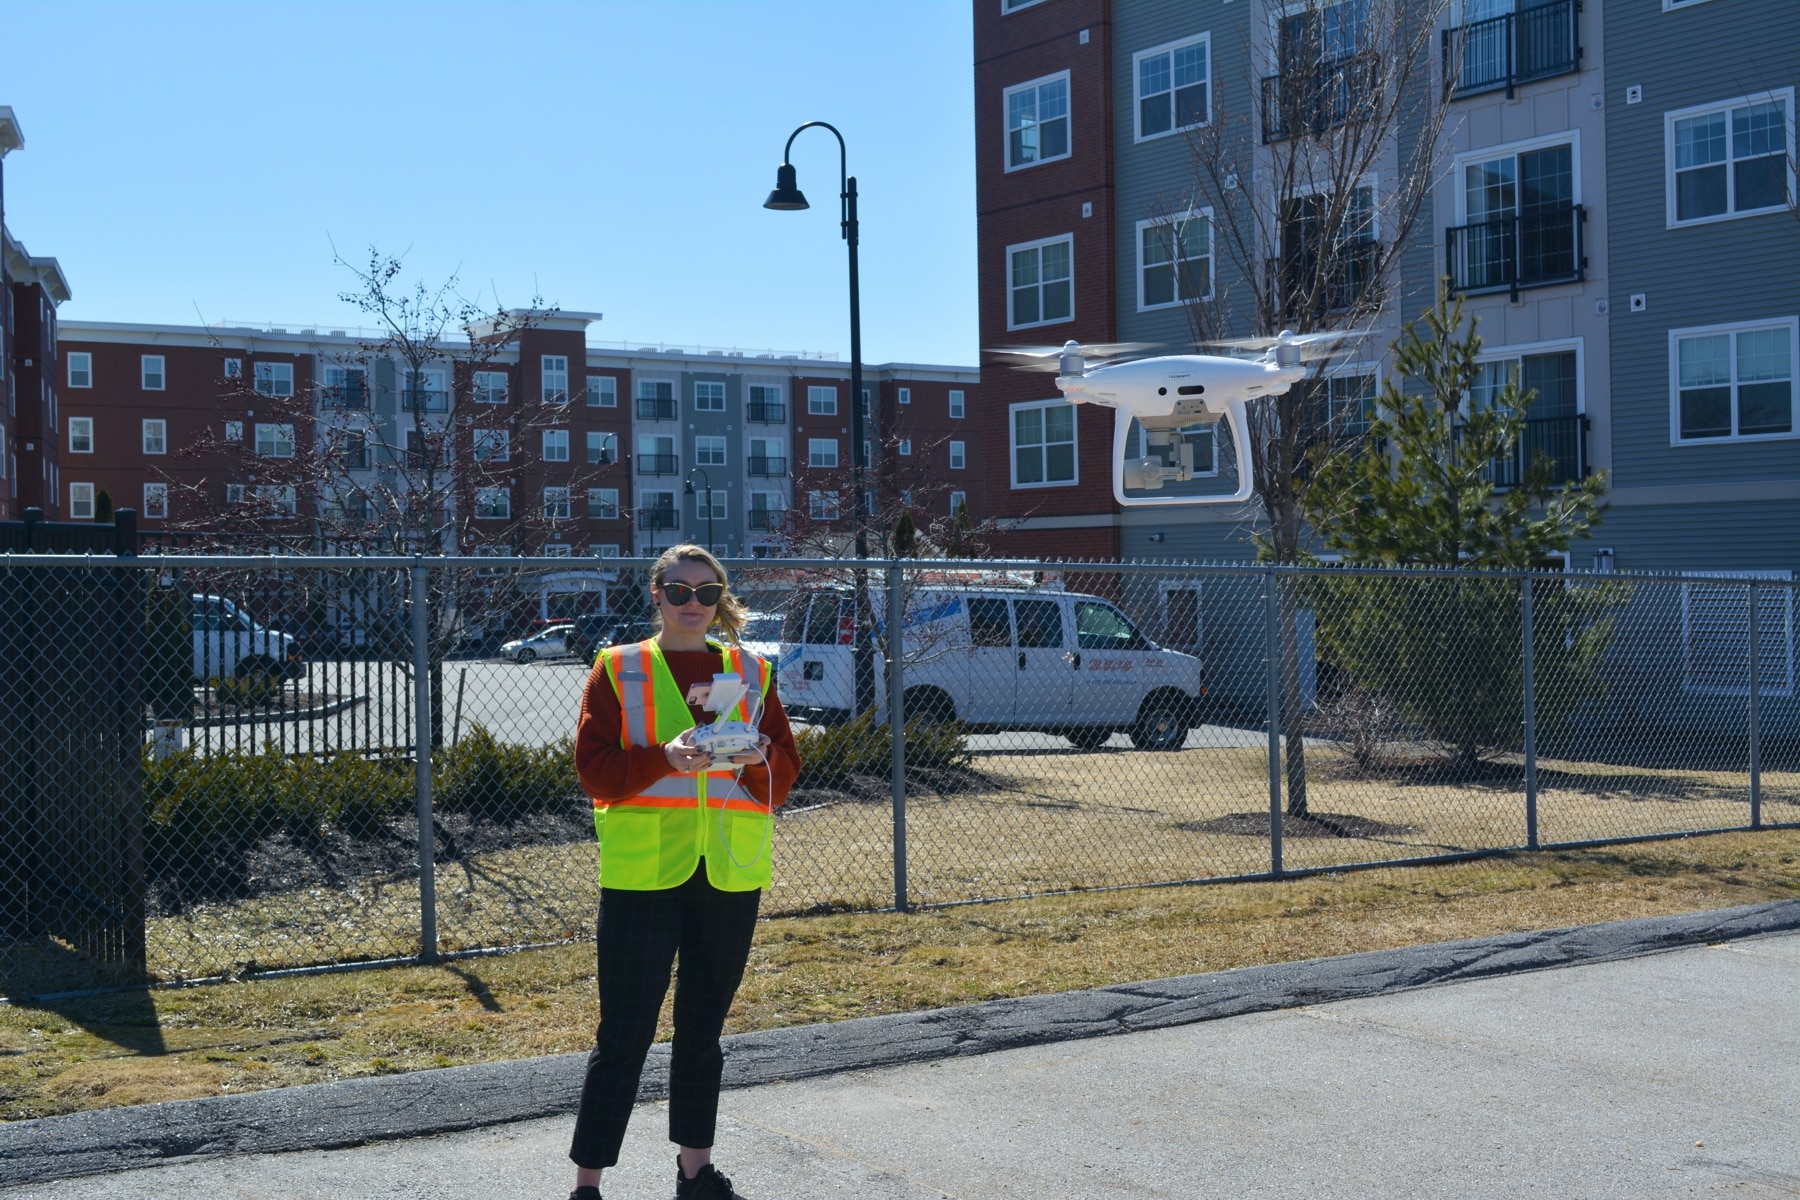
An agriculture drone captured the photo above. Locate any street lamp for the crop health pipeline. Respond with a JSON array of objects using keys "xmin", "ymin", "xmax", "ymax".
[{"xmin": 684, "ymin": 469, "xmax": 715, "ymax": 554}]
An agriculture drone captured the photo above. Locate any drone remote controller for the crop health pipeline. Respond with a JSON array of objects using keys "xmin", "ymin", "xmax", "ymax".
[{"xmin": 690, "ymin": 720, "xmax": 763, "ymax": 759}]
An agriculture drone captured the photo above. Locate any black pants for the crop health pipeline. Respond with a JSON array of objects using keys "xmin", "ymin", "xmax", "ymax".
[{"xmin": 568, "ymin": 863, "xmax": 761, "ymax": 1170}]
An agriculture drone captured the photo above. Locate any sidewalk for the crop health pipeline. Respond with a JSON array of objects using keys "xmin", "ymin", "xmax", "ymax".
[{"xmin": 5, "ymin": 926, "xmax": 1794, "ymax": 1198}]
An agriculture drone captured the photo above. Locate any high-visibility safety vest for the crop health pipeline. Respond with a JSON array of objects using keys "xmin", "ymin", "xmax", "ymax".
[{"xmin": 593, "ymin": 638, "xmax": 776, "ymax": 892}]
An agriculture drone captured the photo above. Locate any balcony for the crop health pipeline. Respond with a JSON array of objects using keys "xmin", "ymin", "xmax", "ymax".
[
  {"xmin": 638, "ymin": 506, "xmax": 680, "ymax": 531},
  {"xmin": 748, "ymin": 455, "xmax": 788, "ymax": 478},
  {"xmin": 1266, "ymin": 238, "xmax": 1381, "ymax": 319},
  {"xmin": 1485, "ymin": 414, "xmax": 1588, "ymax": 489},
  {"xmin": 1443, "ymin": 0, "xmax": 1580, "ymax": 101},
  {"xmin": 748, "ymin": 508, "xmax": 784, "ymax": 530},
  {"xmin": 636, "ymin": 453, "xmax": 679, "ymax": 475},
  {"xmin": 1261, "ymin": 52, "xmax": 1380, "ymax": 143},
  {"xmin": 747, "ymin": 399, "xmax": 787, "ymax": 424},
  {"xmin": 636, "ymin": 397, "xmax": 677, "ymax": 421},
  {"xmin": 320, "ymin": 383, "xmax": 367, "ymax": 410},
  {"xmin": 1446, "ymin": 204, "xmax": 1585, "ymax": 300}
]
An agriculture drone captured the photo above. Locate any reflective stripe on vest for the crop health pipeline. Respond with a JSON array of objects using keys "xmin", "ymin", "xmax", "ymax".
[{"xmin": 606, "ymin": 643, "xmax": 657, "ymax": 749}]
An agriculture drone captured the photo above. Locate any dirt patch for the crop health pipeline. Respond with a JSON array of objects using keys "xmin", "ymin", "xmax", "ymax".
[{"xmin": 1179, "ymin": 811, "xmax": 1420, "ymax": 840}]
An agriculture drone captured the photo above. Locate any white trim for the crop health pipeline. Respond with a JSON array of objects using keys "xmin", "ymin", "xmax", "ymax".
[
  {"xmin": 693, "ymin": 379, "xmax": 727, "ymax": 412},
  {"xmin": 1662, "ymin": 0, "xmax": 1719, "ymax": 10},
  {"xmin": 1132, "ymin": 32, "xmax": 1212, "ymax": 143},
  {"xmin": 1663, "ymin": 89, "xmax": 1796, "ymax": 229},
  {"xmin": 140, "ymin": 354, "xmax": 166, "ymax": 391},
  {"xmin": 542, "ymin": 428, "xmax": 571, "ymax": 462},
  {"xmin": 1009, "ymin": 397, "xmax": 1080, "ymax": 489},
  {"xmin": 807, "ymin": 384, "xmax": 839, "ymax": 416},
  {"xmin": 66, "ymin": 351, "xmax": 91, "ymax": 388},
  {"xmin": 1005, "ymin": 232, "xmax": 1076, "ymax": 330},
  {"xmin": 949, "ymin": 389, "xmax": 966, "ymax": 418},
  {"xmin": 1001, "ymin": 0, "xmax": 1048, "ymax": 11},
  {"xmin": 1002, "ymin": 70, "xmax": 1072, "ymax": 173},
  {"xmin": 69, "ymin": 481, "xmax": 95, "ymax": 520},
  {"xmin": 1469, "ymin": 338, "xmax": 1585, "ymax": 417},
  {"xmin": 541, "ymin": 354, "xmax": 570, "ymax": 404},
  {"xmin": 808, "ymin": 437, "xmax": 840, "ymax": 469},
  {"xmin": 1135, "ymin": 209, "xmax": 1214, "ymax": 311},
  {"xmin": 585, "ymin": 374, "xmax": 617, "ymax": 407},
  {"xmin": 142, "ymin": 482, "xmax": 169, "ymax": 520},
  {"xmin": 1452, "ymin": 132, "xmax": 1582, "ymax": 225},
  {"xmin": 142, "ymin": 418, "xmax": 168, "ymax": 456},
  {"xmin": 1667, "ymin": 317, "xmax": 1798, "ymax": 446},
  {"xmin": 67, "ymin": 415, "xmax": 94, "ymax": 454},
  {"xmin": 695, "ymin": 434, "xmax": 728, "ymax": 467}
]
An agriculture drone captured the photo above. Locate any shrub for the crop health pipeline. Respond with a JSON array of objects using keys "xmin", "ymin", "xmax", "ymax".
[
  {"xmin": 434, "ymin": 724, "xmax": 581, "ymax": 821},
  {"xmin": 794, "ymin": 710, "xmax": 970, "ymax": 788}
]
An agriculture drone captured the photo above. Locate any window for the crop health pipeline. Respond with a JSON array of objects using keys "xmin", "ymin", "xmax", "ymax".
[
  {"xmin": 1681, "ymin": 573, "xmax": 1794, "ymax": 696},
  {"xmin": 225, "ymin": 483, "xmax": 246, "ymax": 505},
  {"xmin": 143, "ymin": 483, "xmax": 169, "ymax": 520},
  {"xmin": 950, "ymin": 439, "xmax": 966, "ymax": 469},
  {"xmin": 1668, "ymin": 92, "xmax": 1793, "ymax": 225},
  {"xmin": 637, "ymin": 379, "xmax": 676, "ymax": 419},
  {"xmin": 405, "ymin": 429, "xmax": 429, "ymax": 468},
  {"xmin": 1011, "ymin": 400, "xmax": 1077, "ymax": 486},
  {"xmin": 405, "ymin": 368, "xmax": 447, "ymax": 412},
  {"xmin": 1003, "ymin": 0, "xmax": 1046, "ymax": 10},
  {"xmin": 638, "ymin": 434, "xmax": 677, "ymax": 473},
  {"xmin": 544, "ymin": 487, "xmax": 572, "ymax": 520},
  {"xmin": 1076, "ymin": 602, "xmax": 1148, "ymax": 651},
  {"xmin": 1138, "ymin": 212, "xmax": 1213, "ymax": 309},
  {"xmin": 255, "ymin": 423, "xmax": 296, "ymax": 458},
  {"xmin": 141, "ymin": 355, "xmax": 166, "ymax": 390},
  {"xmin": 898, "ymin": 387, "xmax": 912, "ymax": 405},
  {"xmin": 542, "ymin": 429, "xmax": 571, "ymax": 462},
  {"xmin": 748, "ymin": 383, "xmax": 785, "ymax": 422},
  {"xmin": 223, "ymin": 357, "xmax": 242, "ymax": 380},
  {"xmin": 750, "ymin": 436, "xmax": 785, "ymax": 476},
  {"xmin": 1014, "ymin": 598, "xmax": 1064, "ymax": 648},
  {"xmin": 68, "ymin": 417, "xmax": 94, "ymax": 454},
  {"xmin": 808, "ymin": 490, "xmax": 841, "ymax": 520},
  {"xmin": 473, "ymin": 429, "xmax": 510, "ymax": 463},
  {"xmin": 541, "ymin": 355, "xmax": 569, "ymax": 404},
  {"xmin": 1008, "ymin": 235, "xmax": 1074, "ymax": 328},
  {"xmin": 750, "ymin": 491, "xmax": 783, "ymax": 529},
  {"xmin": 1455, "ymin": 141, "xmax": 1577, "ymax": 292},
  {"xmin": 640, "ymin": 490, "xmax": 678, "ymax": 531},
  {"xmin": 809, "ymin": 438, "xmax": 839, "ymax": 468},
  {"xmin": 1135, "ymin": 34, "xmax": 1210, "ymax": 140},
  {"xmin": 587, "ymin": 431, "xmax": 619, "ymax": 464},
  {"xmin": 541, "ymin": 542, "xmax": 573, "ymax": 558},
  {"xmin": 254, "ymin": 362, "xmax": 295, "ymax": 397},
  {"xmin": 586, "ymin": 375, "xmax": 616, "ymax": 407},
  {"xmin": 474, "ymin": 370, "xmax": 509, "ymax": 404},
  {"xmin": 694, "ymin": 381, "xmax": 726, "ymax": 412},
  {"xmin": 1325, "ymin": 370, "xmax": 1379, "ymax": 437},
  {"xmin": 323, "ymin": 365, "xmax": 368, "ymax": 409},
  {"xmin": 694, "ymin": 435, "xmax": 727, "ymax": 467},
  {"xmin": 807, "ymin": 385, "xmax": 838, "ymax": 416},
  {"xmin": 1468, "ymin": 348, "xmax": 1583, "ymax": 484},
  {"xmin": 475, "ymin": 487, "xmax": 511, "ymax": 519},
  {"xmin": 949, "ymin": 389, "xmax": 965, "ymax": 418},
  {"xmin": 70, "ymin": 482, "xmax": 95, "ymax": 520},
  {"xmin": 342, "ymin": 431, "xmax": 371, "ymax": 470},
  {"xmin": 1004, "ymin": 72, "xmax": 1071, "ymax": 170},
  {"xmin": 142, "ymin": 419, "xmax": 167, "ymax": 455},
  {"xmin": 224, "ymin": 420, "xmax": 243, "ymax": 442},
  {"xmin": 255, "ymin": 485, "xmax": 298, "ymax": 516},
  {"xmin": 695, "ymin": 489, "xmax": 727, "ymax": 520},
  {"xmin": 1672, "ymin": 319, "xmax": 1796, "ymax": 442},
  {"xmin": 588, "ymin": 487, "xmax": 620, "ymax": 519},
  {"xmin": 67, "ymin": 352, "xmax": 91, "ymax": 388},
  {"xmin": 589, "ymin": 543, "xmax": 622, "ymax": 559}
]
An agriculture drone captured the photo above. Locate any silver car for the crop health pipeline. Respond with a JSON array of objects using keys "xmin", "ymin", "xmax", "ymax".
[{"xmin": 500, "ymin": 624, "xmax": 573, "ymax": 663}]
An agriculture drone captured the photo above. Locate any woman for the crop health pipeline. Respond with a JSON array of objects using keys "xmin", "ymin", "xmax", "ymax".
[{"xmin": 568, "ymin": 544, "xmax": 800, "ymax": 1200}]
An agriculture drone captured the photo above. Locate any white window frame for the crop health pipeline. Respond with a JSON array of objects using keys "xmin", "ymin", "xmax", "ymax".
[
  {"xmin": 1453, "ymin": 133, "xmax": 1581, "ymax": 224},
  {"xmin": 694, "ymin": 380, "xmax": 726, "ymax": 412},
  {"xmin": 68, "ymin": 416, "xmax": 94, "ymax": 454},
  {"xmin": 587, "ymin": 430, "xmax": 619, "ymax": 464},
  {"xmin": 1003, "ymin": 70, "xmax": 1072, "ymax": 172},
  {"xmin": 67, "ymin": 352, "xmax": 92, "ymax": 388},
  {"xmin": 1006, "ymin": 233, "xmax": 1076, "ymax": 330},
  {"xmin": 949, "ymin": 389, "xmax": 965, "ymax": 419},
  {"xmin": 141, "ymin": 355, "xmax": 166, "ymax": 391},
  {"xmin": 1319, "ymin": 360, "xmax": 1387, "ymax": 441},
  {"xmin": 694, "ymin": 488, "xmax": 728, "ymax": 521},
  {"xmin": 808, "ymin": 489, "xmax": 841, "ymax": 520},
  {"xmin": 1133, "ymin": 33, "xmax": 1211, "ymax": 143},
  {"xmin": 474, "ymin": 486, "xmax": 511, "ymax": 520},
  {"xmin": 807, "ymin": 384, "xmax": 838, "ymax": 416},
  {"xmin": 254, "ymin": 361, "xmax": 295, "ymax": 397},
  {"xmin": 1002, "ymin": 0, "xmax": 1048, "ymax": 11},
  {"xmin": 473, "ymin": 428, "xmax": 510, "ymax": 463},
  {"xmin": 949, "ymin": 490, "xmax": 968, "ymax": 517},
  {"xmin": 541, "ymin": 355, "xmax": 570, "ymax": 404},
  {"xmin": 542, "ymin": 543, "xmax": 573, "ymax": 558},
  {"xmin": 1667, "ymin": 317, "xmax": 1797, "ymax": 445},
  {"xmin": 142, "ymin": 418, "xmax": 167, "ymax": 455},
  {"xmin": 1010, "ymin": 398, "xmax": 1079, "ymax": 489},
  {"xmin": 588, "ymin": 487, "xmax": 620, "ymax": 519},
  {"xmin": 695, "ymin": 435, "xmax": 728, "ymax": 467},
  {"xmin": 543, "ymin": 486, "xmax": 572, "ymax": 521},
  {"xmin": 808, "ymin": 437, "xmax": 840, "ymax": 469},
  {"xmin": 255, "ymin": 484, "xmax": 298, "ymax": 516},
  {"xmin": 542, "ymin": 429, "xmax": 571, "ymax": 462},
  {"xmin": 898, "ymin": 386, "xmax": 912, "ymax": 405},
  {"xmin": 1662, "ymin": 0, "xmax": 1715, "ymax": 7},
  {"xmin": 69, "ymin": 482, "xmax": 96, "ymax": 520},
  {"xmin": 1664, "ymin": 90, "xmax": 1795, "ymax": 229},
  {"xmin": 1680, "ymin": 571, "xmax": 1795, "ymax": 697},
  {"xmin": 473, "ymin": 370, "xmax": 509, "ymax": 404},
  {"xmin": 949, "ymin": 439, "xmax": 966, "ymax": 469},
  {"xmin": 225, "ymin": 483, "xmax": 246, "ymax": 505},
  {"xmin": 255, "ymin": 422, "xmax": 296, "ymax": 459},
  {"xmin": 1136, "ymin": 209, "xmax": 1215, "ymax": 310},
  {"xmin": 586, "ymin": 374, "xmax": 617, "ymax": 407},
  {"xmin": 1469, "ymin": 337, "xmax": 1584, "ymax": 416},
  {"xmin": 898, "ymin": 438, "xmax": 913, "ymax": 456},
  {"xmin": 142, "ymin": 482, "xmax": 169, "ymax": 520},
  {"xmin": 589, "ymin": 543, "xmax": 622, "ymax": 559},
  {"xmin": 223, "ymin": 357, "xmax": 242, "ymax": 380}
]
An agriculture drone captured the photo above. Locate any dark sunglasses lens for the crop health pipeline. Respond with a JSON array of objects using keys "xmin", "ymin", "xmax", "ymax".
[{"xmin": 664, "ymin": 583, "xmax": 724, "ymax": 606}]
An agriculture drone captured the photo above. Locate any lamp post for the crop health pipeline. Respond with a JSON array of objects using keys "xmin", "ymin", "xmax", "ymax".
[
  {"xmin": 683, "ymin": 468, "xmax": 715, "ymax": 554},
  {"xmin": 766, "ymin": 121, "xmax": 875, "ymax": 715}
]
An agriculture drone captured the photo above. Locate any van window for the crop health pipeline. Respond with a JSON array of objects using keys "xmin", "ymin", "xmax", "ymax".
[
  {"xmin": 1014, "ymin": 598, "xmax": 1064, "ymax": 648},
  {"xmin": 1075, "ymin": 601, "xmax": 1148, "ymax": 651},
  {"xmin": 804, "ymin": 595, "xmax": 846, "ymax": 645},
  {"xmin": 781, "ymin": 602, "xmax": 807, "ymax": 645},
  {"xmin": 968, "ymin": 597, "xmax": 1012, "ymax": 647}
]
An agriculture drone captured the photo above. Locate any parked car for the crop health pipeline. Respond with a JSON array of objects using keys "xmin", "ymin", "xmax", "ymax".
[
  {"xmin": 566, "ymin": 615, "xmax": 659, "ymax": 664},
  {"xmin": 500, "ymin": 624, "xmax": 574, "ymax": 663},
  {"xmin": 779, "ymin": 584, "xmax": 1203, "ymax": 749},
  {"xmin": 191, "ymin": 594, "xmax": 306, "ymax": 682}
]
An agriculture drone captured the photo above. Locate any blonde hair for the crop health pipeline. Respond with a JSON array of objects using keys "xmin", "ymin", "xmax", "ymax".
[{"xmin": 649, "ymin": 543, "xmax": 749, "ymax": 641}]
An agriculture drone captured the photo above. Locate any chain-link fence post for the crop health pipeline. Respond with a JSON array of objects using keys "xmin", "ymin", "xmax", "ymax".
[
  {"xmin": 1521, "ymin": 572, "xmax": 1539, "ymax": 850},
  {"xmin": 887, "ymin": 561, "xmax": 909, "ymax": 912},
  {"xmin": 1264, "ymin": 566, "xmax": 1284, "ymax": 878},
  {"xmin": 1748, "ymin": 579, "xmax": 1762, "ymax": 831},
  {"xmin": 411, "ymin": 562, "xmax": 437, "ymax": 964}
]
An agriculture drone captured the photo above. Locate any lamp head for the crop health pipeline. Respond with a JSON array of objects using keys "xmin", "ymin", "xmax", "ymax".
[
  {"xmin": 763, "ymin": 162, "xmax": 809, "ymax": 211},
  {"xmin": 684, "ymin": 479, "xmax": 696, "ymax": 496}
]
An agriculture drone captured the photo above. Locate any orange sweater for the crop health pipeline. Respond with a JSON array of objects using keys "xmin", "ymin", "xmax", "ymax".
[{"xmin": 575, "ymin": 646, "xmax": 801, "ymax": 808}]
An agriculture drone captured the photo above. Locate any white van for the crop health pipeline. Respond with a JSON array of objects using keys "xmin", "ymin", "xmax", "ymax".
[
  {"xmin": 778, "ymin": 585, "xmax": 1204, "ymax": 749},
  {"xmin": 191, "ymin": 594, "xmax": 304, "ymax": 682}
]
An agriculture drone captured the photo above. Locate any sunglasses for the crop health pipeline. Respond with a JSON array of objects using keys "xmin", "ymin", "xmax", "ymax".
[{"xmin": 660, "ymin": 581, "xmax": 726, "ymax": 607}]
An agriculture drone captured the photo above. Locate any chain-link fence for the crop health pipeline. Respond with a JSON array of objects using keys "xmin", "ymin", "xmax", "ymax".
[{"xmin": 1, "ymin": 547, "xmax": 1794, "ymax": 999}]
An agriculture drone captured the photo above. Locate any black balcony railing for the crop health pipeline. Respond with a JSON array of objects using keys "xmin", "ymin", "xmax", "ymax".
[
  {"xmin": 748, "ymin": 509, "xmax": 784, "ymax": 530},
  {"xmin": 636, "ymin": 453, "xmax": 678, "ymax": 475},
  {"xmin": 1460, "ymin": 413, "xmax": 1588, "ymax": 489},
  {"xmin": 321, "ymin": 383, "xmax": 367, "ymax": 410},
  {"xmin": 1446, "ymin": 204, "xmax": 1584, "ymax": 300},
  {"xmin": 748, "ymin": 455, "xmax": 788, "ymax": 477},
  {"xmin": 1444, "ymin": 0, "xmax": 1581, "ymax": 100},
  {"xmin": 1261, "ymin": 52, "xmax": 1380, "ymax": 143},
  {"xmin": 747, "ymin": 400, "xmax": 787, "ymax": 424},
  {"xmin": 636, "ymin": 397, "xmax": 677, "ymax": 420},
  {"xmin": 1267, "ymin": 238, "xmax": 1381, "ymax": 319},
  {"xmin": 638, "ymin": 507, "xmax": 680, "ymax": 531}
]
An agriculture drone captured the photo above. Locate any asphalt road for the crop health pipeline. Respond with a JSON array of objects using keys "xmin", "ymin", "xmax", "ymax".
[{"xmin": 13, "ymin": 932, "xmax": 1794, "ymax": 1199}]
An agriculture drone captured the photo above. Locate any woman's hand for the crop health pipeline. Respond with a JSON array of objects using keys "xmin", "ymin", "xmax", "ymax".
[
  {"xmin": 663, "ymin": 730, "xmax": 713, "ymax": 774},
  {"xmin": 724, "ymin": 733, "xmax": 772, "ymax": 767}
]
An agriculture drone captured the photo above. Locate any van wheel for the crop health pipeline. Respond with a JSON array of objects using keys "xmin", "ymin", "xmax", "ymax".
[
  {"xmin": 1065, "ymin": 726, "xmax": 1114, "ymax": 751},
  {"xmin": 235, "ymin": 656, "xmax": 282, "ymax": 685},
  {"xmin": 904, "ymin": 687, "xmax": 956, "ymax": 725},
  {"xmin": 1130, "ymin": 692, "xmax": 1190, "ymax": 751}
]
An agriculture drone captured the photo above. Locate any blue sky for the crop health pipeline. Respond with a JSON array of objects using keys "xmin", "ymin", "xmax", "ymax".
[{"xmin": 3, "ymin": 1, "xmax": 977, "ymax": 365}]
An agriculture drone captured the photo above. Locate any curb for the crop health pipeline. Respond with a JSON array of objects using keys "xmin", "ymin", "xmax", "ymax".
[{"xmin": 2, "ymin": 898, "xmax": 1795, "ymax": 1186}]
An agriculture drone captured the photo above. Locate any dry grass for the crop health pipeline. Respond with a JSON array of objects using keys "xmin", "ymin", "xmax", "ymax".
[{"xmin": 1, "ymin": 827, "xmax": 1795, "ymax": 1123}]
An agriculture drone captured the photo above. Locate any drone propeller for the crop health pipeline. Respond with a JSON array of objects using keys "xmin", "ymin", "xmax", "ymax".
[
  {"xmin": 1197, "ymin": 329, "xmax": 1363, "ymax": 361},
  {"xmin": 986, "ymin": 341, "xmax": 1161, "ymax": 360}
]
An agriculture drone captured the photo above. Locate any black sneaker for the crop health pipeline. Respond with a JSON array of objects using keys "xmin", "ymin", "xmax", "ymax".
[
  {"xmin": 569, "ymin": 1188, "xmax": 603, "ymax": 1200},
  {"xmin": 675, "ymin": 1160, "xmax": 750, "ymax": 1200}
]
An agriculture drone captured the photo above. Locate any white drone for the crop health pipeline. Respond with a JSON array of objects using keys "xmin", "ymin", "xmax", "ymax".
[{"xmin": 997, "ymin": 331, "xmax": 1358, "ymax": 507}]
